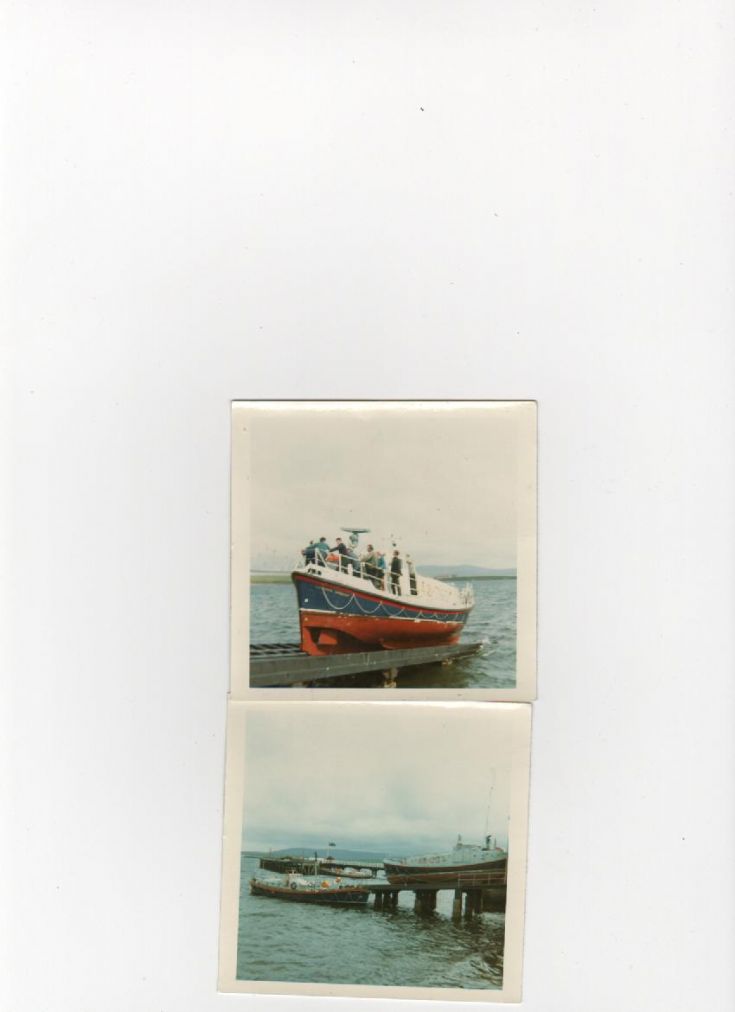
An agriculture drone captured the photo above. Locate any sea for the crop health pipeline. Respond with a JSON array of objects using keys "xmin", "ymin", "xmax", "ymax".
[
  {"xmin": 237, "ymin": 855, "xmax": 505, "ymax": 989},
  {"xmin": 250, "ymin": 577, "xmax": 517, "ymax": 689}
]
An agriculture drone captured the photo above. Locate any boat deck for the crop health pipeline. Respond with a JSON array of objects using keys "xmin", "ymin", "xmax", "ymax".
[{"xmin": 249, "ymin": 640, "xmax": 484, "ymax": 688}]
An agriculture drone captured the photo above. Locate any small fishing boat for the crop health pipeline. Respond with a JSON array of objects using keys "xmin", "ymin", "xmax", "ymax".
[
  {"xmin": 249, "ymin": 872, "xmax": 370, "ymax": 906},
  {"xmin": 293, "ymin": 527, "xmax": 474, "ymax": 656},
  {"xmin": 383, "ymin": 835, "xmax": 507, "ymax": 887}
]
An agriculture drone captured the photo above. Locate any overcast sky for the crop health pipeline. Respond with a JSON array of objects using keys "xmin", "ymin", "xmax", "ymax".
[
  {"xmin": 241, "ymin": 702, "xmax": 515, "ymax": 855},
  {"xmin": 244, "ymin": 402, "xmax": 527, "ymax": 571}
]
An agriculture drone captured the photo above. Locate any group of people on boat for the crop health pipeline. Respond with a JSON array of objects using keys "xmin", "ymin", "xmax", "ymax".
[{"xmin": 301, "ymin": 537, "xmax": 418, "ymax": 596}]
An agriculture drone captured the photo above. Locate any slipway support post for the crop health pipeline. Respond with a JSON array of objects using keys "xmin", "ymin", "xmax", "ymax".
[{"xmin": 382, "ymin": 667, "xmax": 398, "ymax": 688}]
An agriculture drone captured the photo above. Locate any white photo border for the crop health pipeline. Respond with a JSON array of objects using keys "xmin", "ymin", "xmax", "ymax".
[{"xmin": 230, "ymin": 400, "xmax": 537, "ymax": 701}]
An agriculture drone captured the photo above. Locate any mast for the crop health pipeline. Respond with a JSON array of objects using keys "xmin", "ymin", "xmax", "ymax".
[{"xmin": 483, "ymin": 770, "xmax": 497, "ymax": 843}]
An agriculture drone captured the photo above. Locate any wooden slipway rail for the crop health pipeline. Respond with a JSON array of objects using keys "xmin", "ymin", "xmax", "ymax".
[{"xmin": 249, "ymin": 641, "xmax": 483, "ymax": 688}]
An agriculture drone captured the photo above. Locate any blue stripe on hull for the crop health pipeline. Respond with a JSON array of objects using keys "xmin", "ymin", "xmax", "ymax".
[{"xmin": 293, "ymin": 573, "xmax": 470, "ymax": 628}]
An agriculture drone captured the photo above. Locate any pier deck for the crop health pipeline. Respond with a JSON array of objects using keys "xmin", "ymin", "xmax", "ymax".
[{"xmin": 249, "ymin": 640, "xmax": 483, "ymax": 688}]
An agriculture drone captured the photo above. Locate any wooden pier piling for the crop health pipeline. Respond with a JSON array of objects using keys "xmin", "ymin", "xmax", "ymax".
[
  {"xmin": 413, "ymin": 890, "xmax": 437, "ymax": 914},
  {"xmin": 480, "ymin": 887, "xmax": 506, "ymax": 912},
  {"xmin": 371, "ymin": 882, "xmax": 492, "ymax": 919},
  {"xmin": 375, "ymin": 889, "xmax": 400, "ymax": 910},
  {"xmin": 452, "ymin": 888, "xmax": 462, "ymax": 920},
  {"xmin": 463, "ymin": 889, "xmax": 483, "ymax": 917}
]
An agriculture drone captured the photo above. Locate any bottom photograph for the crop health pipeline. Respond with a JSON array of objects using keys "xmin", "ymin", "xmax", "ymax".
[{"xmin": 219, "ymin": 700, "xmax": 532, "ymax": 1003}]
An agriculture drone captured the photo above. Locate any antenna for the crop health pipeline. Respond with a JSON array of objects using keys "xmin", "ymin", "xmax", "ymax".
[
  {"xmin": 340, "ymin": 526, "xmax": 370, "ymax": 550},
  {"xmin": 484, "ymin": 770, "xmax": 497, "ymax": 838}
]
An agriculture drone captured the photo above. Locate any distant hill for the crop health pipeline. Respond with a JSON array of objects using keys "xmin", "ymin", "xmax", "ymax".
[
  {"xmin": 417, "ymin": 565, "xmax": 516, "ymax": 579},
  {"xmin": 251, "ymin": 571, "xmax": 291, "ymax": 583},
  {"xmin": 244, "ymin": 846, "xmax": 398, "ymax": 861}
]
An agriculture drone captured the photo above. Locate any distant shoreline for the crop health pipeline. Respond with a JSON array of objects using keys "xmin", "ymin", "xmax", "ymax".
[
  {"xmin": 242, "ymin": 848, "xmax": 397, "ymax": 860},
  {"xmin": 251, "ymin": 572, "xmax": 517, "ymax": 584}
]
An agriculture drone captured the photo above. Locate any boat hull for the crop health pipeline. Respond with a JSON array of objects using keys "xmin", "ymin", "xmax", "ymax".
[
  {"xmin": 292, "ymin": 571, "xmax": 471, "ymax": 656},
  {"xmin": 249, "ymin": 879, "xmax": 369, "ymax": 905},
  {"xmin": 383, "ymin": 857, "xmax": 507, "ymax": 888}
]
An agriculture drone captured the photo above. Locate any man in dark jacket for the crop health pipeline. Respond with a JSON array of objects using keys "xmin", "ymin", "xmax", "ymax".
[
  {"xmin": 332, "ymin": 537, "xmax": 349, "ymax": 573},
  {"xmin": 390, "ymin": 550, "xmax": 403, "ymax": 595}
]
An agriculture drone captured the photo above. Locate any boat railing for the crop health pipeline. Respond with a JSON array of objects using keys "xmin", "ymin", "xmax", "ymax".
[
  {"xmin": 297, "ymin": 552, "xmax": 409, "ymax": 597},
  {"xmin": 296, "ymin": 550, "xmax": 474, "ymax": 608}
]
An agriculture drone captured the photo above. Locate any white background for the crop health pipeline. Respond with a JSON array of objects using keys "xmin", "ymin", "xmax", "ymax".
[{"xmin": 2, "ymin": 3, "xmax": 734, "ymax": 1011}]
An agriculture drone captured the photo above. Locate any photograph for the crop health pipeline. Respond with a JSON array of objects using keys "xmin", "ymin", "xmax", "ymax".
[
  {"xmin": 218, "ymin": 700, "xmax": 532, "ymax": 1001},
  {"xmin": 231, "ymin": 401, "xmax": 536, "ymax": 699}
]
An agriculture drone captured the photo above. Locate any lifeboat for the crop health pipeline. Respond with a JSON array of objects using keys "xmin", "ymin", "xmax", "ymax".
[
  {"xmin": 383, "ymin": 835, "xmax": 507, "ymax": 888},
  {"xmin": 292, "ymin": 527, "xmax": 474, "ymax": 656}
]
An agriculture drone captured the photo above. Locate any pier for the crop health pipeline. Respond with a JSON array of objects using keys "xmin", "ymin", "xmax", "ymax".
[
  {"xmin": 257, "ymin": 856, "xmax": 506, "ymax": 918},
  {"xmin": 363, "ymin": 876, "xmax": 506, "ymax": 919},
  {"xmin": 249, "ymin": 640, "xmax": 484, "ymax": 688}
]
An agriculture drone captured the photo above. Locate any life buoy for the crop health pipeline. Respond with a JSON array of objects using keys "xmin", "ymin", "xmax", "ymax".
[{"xmin": 290, "ymin": 881, "xmax": 298, "ymax": 890}]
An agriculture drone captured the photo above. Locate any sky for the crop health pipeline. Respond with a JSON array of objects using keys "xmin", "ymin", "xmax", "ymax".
[
  {"xmin": 244, "ymin": 402, "xmax": 527, "ymax": 571},
  {"xmin": 241, "ymin": 702, "xmax": 516, "ymax": 855}
]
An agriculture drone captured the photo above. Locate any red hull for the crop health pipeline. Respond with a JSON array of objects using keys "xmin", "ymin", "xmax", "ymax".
[
  {"xmin": 383, "ymin": 857, "xmax": 507, "ymax": 887},
  {"xmin": 299, "ymin": 610, "xmax": 465, "ymax": 656}
]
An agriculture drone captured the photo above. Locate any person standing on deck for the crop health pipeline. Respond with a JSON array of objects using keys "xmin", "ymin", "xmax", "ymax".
[
  {"xmin": 315, "ymin": 536, "xmax": 330, "ymax": 565},
  {"xmin": 361, "ymin": 544, "xmax": 380, "ymax": 586},
  {"xmin": 331, "ymin": 537, "xmax": 349, "ymax": 573},
  {"xmin": 377, "ymin": 552, "xmax": 387, "ymax": 589},
  {"xmin": 407, "ymin": 555, "xmax": 417, "ymax": 595},
  {"xmin": 390, "ymin": 550, "xmax": 403, "ymax": 595}
]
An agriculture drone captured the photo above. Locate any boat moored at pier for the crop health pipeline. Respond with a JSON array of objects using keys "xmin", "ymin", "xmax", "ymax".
[
  {"xmin": 249, "ymin": 873, "xmax": 370, "ymax": 906},
  {"xmin": 383, "ymin": 835, "xmax": 507, "ymax": 887},
  {"xmin": 292, "ymin": 527, "xmax": 474, "ymax": 656}
]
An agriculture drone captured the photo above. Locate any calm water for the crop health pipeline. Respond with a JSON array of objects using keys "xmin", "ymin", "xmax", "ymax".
[
  {"xmin": 237, "ymin": 856, "xmax": 504, "ymax": 989},
  {"xmin": 250, "ymin": 577, "xmax": 517, "ymax": 688}
]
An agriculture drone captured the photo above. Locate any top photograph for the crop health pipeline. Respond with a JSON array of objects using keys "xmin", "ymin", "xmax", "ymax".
[{"xmin": 231, "ymin": 401, "xmax": 537, "ymax": 700}]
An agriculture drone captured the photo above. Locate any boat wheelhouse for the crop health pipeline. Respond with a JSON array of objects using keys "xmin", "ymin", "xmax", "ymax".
[{"xmin": 292, "ymin": 527, "xmax": 474, "ymax": 656}]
